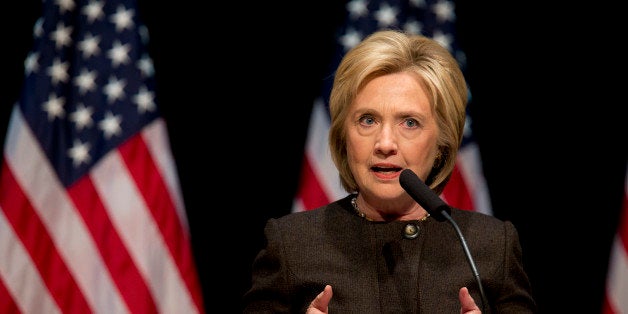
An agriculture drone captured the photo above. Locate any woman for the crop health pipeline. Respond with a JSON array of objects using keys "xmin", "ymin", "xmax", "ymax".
[{"xmin": 243, "ymin": 29, "xmax": 536, "ymax": 313}]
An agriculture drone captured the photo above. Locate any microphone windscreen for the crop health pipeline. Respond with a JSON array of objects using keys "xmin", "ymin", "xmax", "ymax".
[{"xmin": 399, "ymin": 169, "xmax": 450, "ymax": 222}]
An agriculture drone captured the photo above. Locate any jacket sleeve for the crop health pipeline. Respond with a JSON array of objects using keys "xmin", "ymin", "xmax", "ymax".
[
  {"xmin": 491, "ymin": 220, "xmax": 538, "ymax": 313},
  {"xmin": 241, "ymin": 218, "xmax": 319, "ymax": 313},
  {"xmin": 242, "ymin": 218, "xmax": 292, "ymax": 313}
]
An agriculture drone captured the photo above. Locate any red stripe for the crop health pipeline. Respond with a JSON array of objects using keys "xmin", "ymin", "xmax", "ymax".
[
  {"xmin": 0, "ymin": 161, "xmax": 92, "ymax": 313},
  {"xmin": 441, "ymin": 163, "xmax": 474, "ymax": 211},
  {"xmin": 618, "ymin": 192, "xmax": 628, "ymax": 255},
  {"xmin": 68, "ymin": 173, "xmax": 157, "ymax": 313},
  {"xmin": 602, "ymin": 292, "xmax": 616, "ymax": 314},
  {"xmin": 297, "ymin": 155, "xmax": 331, "ymax": 211},
  {"xmin": 602, "ymin": 173, "xmax": 628, "ymax": 314},
  {"xmin": 117, "ymin": 135, "xmax": 204, "ymax": 313},
  {"xmin": 0, "ymin": 276, "xmax": 21, "ymax": 314}
]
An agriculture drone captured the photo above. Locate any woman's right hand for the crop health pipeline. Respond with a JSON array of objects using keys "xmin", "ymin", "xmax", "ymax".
[
  {"xmin": 459, "ymin": 287, "xmax": 481, "ymax": 314},
  {"xmin": 307, "ymin": 284, "xmax": 480, "ymax": 313},
  {"xmin": 306, "ymin": 285, "xmax": 333, "ymax": 314}
]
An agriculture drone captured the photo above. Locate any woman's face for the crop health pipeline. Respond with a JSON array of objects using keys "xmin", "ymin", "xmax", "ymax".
[{"xmin": 345, "ymin": 71, "xmax": 440, "ymax": 204}]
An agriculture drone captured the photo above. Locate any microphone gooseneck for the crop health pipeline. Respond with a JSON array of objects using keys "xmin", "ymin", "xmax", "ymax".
[
  {"xmin": 399, "ymin": 169, "xmax": 451, "ymax": 222},
  {"xmin": 399, "ymin": 169, "xmax": 489, "ymax": 313}
]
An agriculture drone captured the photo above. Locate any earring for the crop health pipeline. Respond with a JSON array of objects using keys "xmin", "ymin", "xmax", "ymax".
[{"xmin": 433, "ymin": 151, "xmax": 443, "ymax": 168}]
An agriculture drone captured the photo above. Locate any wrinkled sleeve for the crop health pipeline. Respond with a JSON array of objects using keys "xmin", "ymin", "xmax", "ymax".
[
  {"xmin": 493, "ymin": 221, "xmax": 538, "ymax": 313},
  {"xmin": 242, "ymin": 218, "xmax": 293, "ymax": 313}
]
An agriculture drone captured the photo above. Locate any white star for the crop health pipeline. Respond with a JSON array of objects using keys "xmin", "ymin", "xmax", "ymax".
[
  {"xmin": 42, "ymin": 93, "xmax": 65, "ymax": 121},
  {"xmin": 70, "ymin": 104, "xmax": 94, "ymax": 131},
  {"xmin": 432, "ymin": 0, "xmax": 455, "ymax": 23},
  {"xmin": 56, "ymin": 0, "xmax": 75, "ymax": 13},
  {"xmin": 78, "ymin": 33, "xmax": 100, "ymax": 58},
  {"xmin": 98, "ymin": 111, "xmax": 122, "ymax": 139},
  {"xmin": 110, "ymin": 5, "xmax": 134, "ymax": 32},
  {"xmin": 432, "ymin": 30, "xmax": 453, "ymax": 51},
  {"xmin": 74, "ymin": 68, "xmax": 97, "ymax": 94},
  {"xmin": 47, "ymin": 58, "xmax": 70, "ymax": 85},
  {"xmin": 107, "ymin": 40, "xmax": 130, "ymax": 67},
  {"xmin": 374, "ymin": 3, "xmax": 398, "ymax": 28},
  {"xmin": 133, "ymin": 86, "xmax": 155, "ymax": 113},
  {"xmin": 138, "ymin": 25, "xmax": 150, "ymax": 45},
  {"xmin": 33, "ymin": 17, "xmax": 44, "ymax": 38},
  {"xmin": 68, "ymin": 139, "xmax": 91, "ymax": 167},
  {"xmin": 455, "ymin": 50, "xmax": 467, "ymax": 68},
  {"xmin": 82, "ymin": 0, "xmax": 105, "ymax": 23},
  {"xmin": 103, "ymin": 76, "xmax": 126, "ymax": 104},
  {"xmin": 137, "ymin": 54, "xmax": 154, "ymax": 77},
  {"xmin": 409, "ymin": 0, "xmax": 426, "ymax": 8},
  {"xmin": 404, "ymin": 19, "xmax": 423, "ymax": 35},
  {"xmin": 346, "ymin": 0, "xmax": 368, "ymax": 19},
  {"xmin": 24, "ymin": 52, "xmax": 39, "ymax": 75},
  {"xmin": 50, "ymin": 22, "xmax": 73, "ymax": 49},
  {"xmin": 339, "ymin": 28, "xmax": 362, "ymax": 52},
  {"xmin": 464, "ymin": 115, "xmax": 472, "ymax": 138}
]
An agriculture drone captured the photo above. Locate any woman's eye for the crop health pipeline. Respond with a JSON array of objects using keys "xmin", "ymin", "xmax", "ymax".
[
  {"xmin": 404, "ymin": 119, "xmax": 419, "ymax": 128},
  {"xmin": 359, "ymin": 116, "xmax": 375, "ymax": 125}
]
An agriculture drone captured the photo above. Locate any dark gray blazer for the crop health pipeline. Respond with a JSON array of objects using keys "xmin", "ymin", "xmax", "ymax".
[{"xmin": 243, "ymin": 194, "xmax": 536, "ymax": 313}]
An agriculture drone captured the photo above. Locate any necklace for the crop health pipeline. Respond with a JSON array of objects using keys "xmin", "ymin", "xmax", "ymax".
[
  {"xmin": 351, "ymin": 196, "xmax": 430, "ymax": 222},
  {"xmin": 351, "ymin": 197, "xmax": 373, "ymax": 221}
]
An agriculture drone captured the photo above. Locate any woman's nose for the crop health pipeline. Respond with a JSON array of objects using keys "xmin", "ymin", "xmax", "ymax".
[{"xmin": 374, "ymin": 125, "xmax": 397, "ymax": 155}]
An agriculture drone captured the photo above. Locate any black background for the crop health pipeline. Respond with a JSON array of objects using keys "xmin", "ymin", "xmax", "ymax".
[{"xmin": 2, "ymin": 1, "xmax": 627, "ymax": 313}]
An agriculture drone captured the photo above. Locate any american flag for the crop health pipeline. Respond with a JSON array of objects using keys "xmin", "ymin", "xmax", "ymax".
[
  {"xmin": 0, "ymin": 0, "xmax": 204, "ymax": 313},
  {"xmin": 602, "ymin": 163, "xmax": 628, "ymax": 314},
  {"xmin": 292, "ymin": 0, "xmax": 492, "ymax": 215}
]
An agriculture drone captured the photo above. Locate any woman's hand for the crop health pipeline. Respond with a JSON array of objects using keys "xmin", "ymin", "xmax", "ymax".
[
  {"xmin": 306, "ymin": 285, "xmax": 333, "ymax": 314},
  {"xmin": 459, "ymin": 286, "xmax": 481, "ymax": 314},
  {"xmin": 307, "ymin": 284, "xmax": 480, "ymax": 313}
]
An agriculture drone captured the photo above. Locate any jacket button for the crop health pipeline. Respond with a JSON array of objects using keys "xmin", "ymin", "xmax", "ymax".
[{"xmin": 403, "ymin": 223, "xmax": 420, "ymax": 239}]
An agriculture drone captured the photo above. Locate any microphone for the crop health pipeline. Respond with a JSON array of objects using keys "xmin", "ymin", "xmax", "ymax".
[
  {"xmin": 399, "ymin": 168, "xmax": 488, "ymax": 312},
  {"xmin": 399, "ymin": 169, "xmax": 451, "ymax": 222}
]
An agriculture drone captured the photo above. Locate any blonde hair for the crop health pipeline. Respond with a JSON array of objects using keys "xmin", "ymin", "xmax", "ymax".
[{"xmin": 328, "ymin": 29, "xmax": 468, "ymax": 195}]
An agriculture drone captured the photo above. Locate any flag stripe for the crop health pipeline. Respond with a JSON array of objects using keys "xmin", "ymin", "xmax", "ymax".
[
  {"xmin": 293, "ymin": 98, "xmax": 348, "ymax": 213},
  {"xmin": 0, "ymin": 167, "xmax": 92, "ymax": 313},
  {"xmin": 0, "ymin": 202, "xmax": 60, "ymax": 314},
  {"xmin": 2, "ymin": 109, "xmax": 128, "ymax": 313},
  {"xmin": 620, "ymin": 188, "xmax": 628, "ymax": 254},
  {"xmin": 69, "ymin": 175, "xmax": 157, "ymax": 313},
  {"xmin": 143, "ymin": 119, "xmax": 188, "ymax": 229},
  {"xmin": 443, "ymin": 142, "xmax": 492, "ymax": 214},
  {"xmin": 296, "ymin": 155, "xmax": 332, "ymax": 211},
  {"xmin": 603, "ymin": 166, "xmax": 628, "ymax": 314},
  {"xmin": 142, "ymin": 120, "xmax": 204, "ymax": 310},
  {"xmin": 455, "ymin": 143, "xmax": 492, "ymax": 214},
  {"xmin": 605, "ymin": 237, "xmax": 628, "ymax": 313},
  {"xmin": 0, "ymin": 0, "xmax": 205, "ymax": 311},
  {"xmin": 441, "ymin": 163, "xmax": 473, "ymax": 210},
  {"xmin": 305, "ymin": 99, "xmax": 348, "ymax": 203},
  {"xmin": 118, "ymin": 129, "xmax": 202, "ymax": 313},
  {"xmin": 0, "ymin": 269, "xmax": 23, "ymax": 314},
  {"xmin": 90, "ymin": 128, "xmax": 197, "ymax": 314},
  {"xmin": 1, "ymin": 166, "xmax": 90, "ymax": 312}
]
